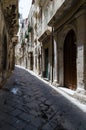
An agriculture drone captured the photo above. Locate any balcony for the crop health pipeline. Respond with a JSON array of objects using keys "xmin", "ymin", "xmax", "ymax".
[
  {"xmin": 37, "ymin": 20, "xmax": 51, "ymax": 42},
  {"xmin": 48, "ymin": 0, "xmax": 81, "ymax": 26},
  {"xmin": 28, "ymin": 44, "xmax": 33, "ymax": 53},
  {"xmin": 37, "ymin": 10, "xmax": 52, "ymax": 39},
  {"xmin": 33, "ymin": 6, "xmax": 41, "ymax": 19},
  {"xmin": 35, "ymin": 0, "xmax": 45, "ymax": 6}
]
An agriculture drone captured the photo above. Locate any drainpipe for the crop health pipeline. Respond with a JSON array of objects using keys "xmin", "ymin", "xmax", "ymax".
[{"xmin": 52, "ymin": 27, "xmax": 54, "ymax": 82}]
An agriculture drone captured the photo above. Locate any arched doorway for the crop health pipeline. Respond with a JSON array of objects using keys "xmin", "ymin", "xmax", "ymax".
[{"xmin": 64, "ymin": 30, "xmax": 77, "ymax": 90}]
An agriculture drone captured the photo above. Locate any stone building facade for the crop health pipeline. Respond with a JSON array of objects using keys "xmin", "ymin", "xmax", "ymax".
[
  {"xmin": 16, "ymin": 18, "xmax": 29, "ymax": 68},
  {"xmin": 0, "ymin": 0, "xmax": 18, "ymax": 87},
  {"xmin": 31, "ymin": 0, "xmax": 86, "ymax": 94},
  {"xmin": 16, "ymin": 15, "xmax": 33, "ymax": 69},
  {"xmin": 48, "ymin": 0, "xmax": 86, "ymax": 94},
  {"xmin": 27, "ymin": 6, "xmax": 34, "ymax": 70},
  {"xmin": 17, "ymin": 0, "xmax": 86, "ymax": 95}
]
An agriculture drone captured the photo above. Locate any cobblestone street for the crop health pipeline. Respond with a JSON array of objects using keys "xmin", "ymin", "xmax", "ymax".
[{"xmin": 0, "ymin": 66, "xmax": 86, "ymax": 130}]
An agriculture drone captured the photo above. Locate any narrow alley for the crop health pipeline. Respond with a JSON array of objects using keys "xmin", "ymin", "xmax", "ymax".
[
  {"xmin": 0, "ymin": 66, "xmax": 86, "ymax": 130},
  {"xmin": 0, "ymin": 0, "xmax": 86, "ymax": 130}
]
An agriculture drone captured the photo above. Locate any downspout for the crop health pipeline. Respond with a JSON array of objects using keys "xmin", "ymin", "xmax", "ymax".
[{"xmin": 52, "ymin": 27, "xmax": 54, "ymax": 82}]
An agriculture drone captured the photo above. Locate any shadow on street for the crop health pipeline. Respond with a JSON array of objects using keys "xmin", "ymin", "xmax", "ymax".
[{"xmin": 0, "ymin": 66, "xmax": 86, "ymax": 130}]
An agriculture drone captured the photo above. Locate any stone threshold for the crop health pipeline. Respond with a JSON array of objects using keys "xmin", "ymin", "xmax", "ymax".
[{"xmin": 57, "ymin": 87, "xmax": 86, "ymax": 104}]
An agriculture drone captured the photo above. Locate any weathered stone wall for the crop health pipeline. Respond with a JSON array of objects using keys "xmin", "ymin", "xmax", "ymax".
[
  {"xmin": 0, "ymin": 0, "xmax": 18, "ymax": 87},
  {"xmin": 0, "ymin": 3, "xmax": 10, "ymax": 87},
  {"xmin": 18, "ymin": 0, "xmax": 86, "ymax": 94},
  {"xmin": 53, "ymin": 1, "xmax": 86, "ymax": 93}
]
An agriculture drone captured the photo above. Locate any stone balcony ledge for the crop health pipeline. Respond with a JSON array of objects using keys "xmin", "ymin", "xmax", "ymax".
[
  {"xmin": 48, "ymin": 0, "xmax": 85, "ymax": 27},
  {"xmin": 38, "ymin": 28, "xmax": 51, "ymax": 42}
]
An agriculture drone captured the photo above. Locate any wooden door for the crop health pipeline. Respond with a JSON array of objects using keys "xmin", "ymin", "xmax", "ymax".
[
  {"xmin": 45, "ymin": 48, "xmax": 49, "ymax": 78},
  {"xmin": 64, "ymin": 30, "xmax": 77, "ymax": 90}
]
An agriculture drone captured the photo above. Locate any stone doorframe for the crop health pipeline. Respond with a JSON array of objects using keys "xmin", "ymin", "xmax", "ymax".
[{"xmin": 57, "ymin": 24, "xmax": 77, "ymax": 87}]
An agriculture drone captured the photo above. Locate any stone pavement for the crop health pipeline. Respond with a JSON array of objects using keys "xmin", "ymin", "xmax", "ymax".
[{"xmin": 0, "ymin": 67, "xmax": 86, "ymax": 130}]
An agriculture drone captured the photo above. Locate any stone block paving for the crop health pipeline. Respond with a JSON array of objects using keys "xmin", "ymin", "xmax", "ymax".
[{"xmin": 0, "ymin": 66, "xmax": 86, "ymax": 130}]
